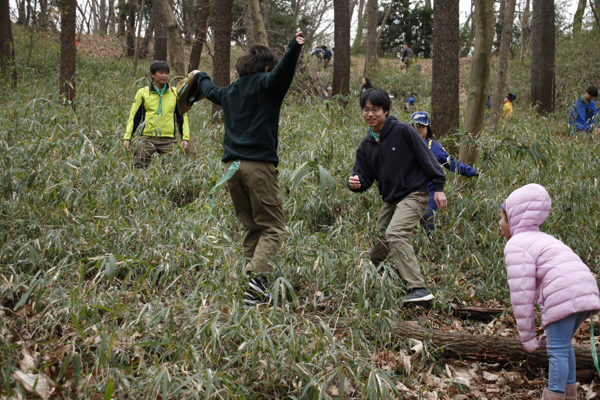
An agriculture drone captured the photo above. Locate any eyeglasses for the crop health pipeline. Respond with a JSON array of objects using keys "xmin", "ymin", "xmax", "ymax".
[
  {"xmin": 412, "ymin": 123, "xmax": 424, "ymax": 129},
  {"xmin": 362, "ymin": 107, "xmax": 382, "ymax": 114}
]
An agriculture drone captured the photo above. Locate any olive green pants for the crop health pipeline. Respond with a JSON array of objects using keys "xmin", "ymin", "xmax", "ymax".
[
  {"xmin": 370, "ymin": 191, "xmax": 429, "ymax": 290},
  {"xmin": 225, "ymin": 160, "xmax": 285, "ymax": 274},
  {"xmin": 132, "ymin": 136, "xmax": 178, "ymax": 168}
]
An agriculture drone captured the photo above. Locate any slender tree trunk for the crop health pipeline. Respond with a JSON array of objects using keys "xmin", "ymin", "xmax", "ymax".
[
  {"xmin": 60, "ymin": 0, "xmax": 77, "ymax": 104},
  {"xmin": 364, "ymin": 0, "xmax": 378, "ymax": 75},
  {"xmin": 91, "ymin": 0, "xmax": 99, "ymax": 32},
  {"xmin": 351, "ymin": 0, "xmax": 365, "ymax": 54},
  {"xmin": 126, "ymin": 0, "xmax": 136, "ymax": 56},
  {"xmin": 431, "ymin": 0, "xmax": 460, "ymax": 138},
  {"xmin": 188, "ymin": 0, "xmax": 210, "ymax": 72},
  {"xmin": 573, "ymin": 0, "xmax": 586, "ymax": 34},
  {"xmin": 248, "ymin": 0, "xmax": 268, "ymax": 46},
  {"xmin": 458, "ymin": 0, "xmax": 495, "ymax": 165},
  {"xmin": 155, "ymin": 0, "xmax": 185, "ymax": 77},
  {"xmin": 117, "ymin": 0, "xmax": 126, "ymax": 35},
  {"xmin": 153, "ymin": 0, "xmax": 168, "ymax": 61},
  {"xmin": 375, "ymin": 0, "xmax": 394, "ymax": 56},
  {"xmin": 332, "ymin": 0, "xmax": 350, "ymax": 96},
  {"xmin": 39, "ymin": 0, "xmax": 48, "ymax": 28},
  {"xmin": 490, "ymin": 0, "xmax": 516, "ymax": 127},
  {"xmin": 531, "ymin": 0, "xmax": 555, "ymax": 114},
  {"xmin": 519, "ymin": 0, "xmax": 530, "ymax": 64},
  {"xmin": 0, "ymin": 0, "xmax": 18, "ymax": 87},
  {"xmin": 133, "ymin": 0, "xmax": 146, "ymax": 76},
  {"xmin": 108, "ymin": 0, "xmax": 115, "ymax": 32},
  {"xmin": 243, "ymin": 0, "xmax": 255, "ymax": 46},
  {"xmin": 212, "ymin": 0, "xmax": 234, "ymax": 123},
  {"xmin": 99, "ymin": 0, "xmax": 107, "ymax": 33},
  {"xmin": 495, "ymin": 0, "xmax": 506, "ymax": 50},
  {"xmin": 425, "ymin": 0, "xmax": 431, "ymax": 8},
  {"xmin": 18, "ymin": 0, "xmax": 26, "ymax": 24}
]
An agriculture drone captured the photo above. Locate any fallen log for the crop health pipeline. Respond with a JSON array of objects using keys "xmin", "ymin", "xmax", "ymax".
[
  {"xmin": 453, "ymin": 306, "xmax": 506, "ymax": 322},
  {"xmin": 394, "ymin": 321, "xmax": 597, "ymax": 370}
]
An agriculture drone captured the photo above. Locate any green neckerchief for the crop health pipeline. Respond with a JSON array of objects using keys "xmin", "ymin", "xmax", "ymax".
[
  {"xmin": 582, "ymin": 96, "xmax": 590, "ymax": 105},
  {"xmin": 208, "ymin": 160, "xmax": 241, "ymax": 219},
  {"xmin": 152, "ymin": 82, "xmax": 167, "ymax": 116},
  {"xmin": 590, "ymin": 316, "xmax": 600, "ymax": 377},
  {"xmin": 369, "ymin": 118, "xmax": 387, "ymax": 142}
]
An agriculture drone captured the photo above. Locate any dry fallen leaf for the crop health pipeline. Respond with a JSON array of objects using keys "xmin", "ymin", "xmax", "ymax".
[{"xmin": 11, "ymin": 370, "xmax": 54, "ymax": 399}]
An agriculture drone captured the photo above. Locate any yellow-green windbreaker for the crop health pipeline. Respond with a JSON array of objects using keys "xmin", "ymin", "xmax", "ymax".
[{"xmin": 124, "ymin": 83, "xmax": 190, "ymax": 141}]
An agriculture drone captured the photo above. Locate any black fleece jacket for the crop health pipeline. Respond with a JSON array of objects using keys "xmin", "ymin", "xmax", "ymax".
[
  {"xmin": 193, "ymin": 35, "xmax": 303, "ymax": 167},
  {"xmin": 349, "ymin": 115, "xmax": 446, "ymax": 202}
]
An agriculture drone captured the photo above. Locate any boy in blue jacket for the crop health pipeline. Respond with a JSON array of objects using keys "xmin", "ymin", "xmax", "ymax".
[
  {"xmin": 568, "ymin": 86, "xmax": 598, "ymax": 135},
  {"xmin": 348, "ymin": 89, "xmax": 446, "ymax": 304},
  {"xmin": 411, "ymin": 112, "xmax": 479, "ymax": 236}
]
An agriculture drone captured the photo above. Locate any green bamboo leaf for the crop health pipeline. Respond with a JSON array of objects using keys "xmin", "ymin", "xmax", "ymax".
[
  {"xmin": 104, "ymin": 377, "xmax": 114, "ymax": 400},
  {"xmin": 105, "ymin": 253, "xmax": 116, "ymax": 282},
  {"xmin": 14, "ymin": 279, "xmax": 40, "ymax": 310}
]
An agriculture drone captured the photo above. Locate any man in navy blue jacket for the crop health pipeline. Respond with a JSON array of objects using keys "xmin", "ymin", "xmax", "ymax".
[
  {"xmin": 569, "ymin": 86, "xmax": 598, "ymax": 135},
  {"xmin": 348, "ymin": 88, "xmax": 446, "ymax": 304}
]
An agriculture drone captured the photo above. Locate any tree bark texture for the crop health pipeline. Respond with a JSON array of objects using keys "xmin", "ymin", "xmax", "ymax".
[
  {"xmin": 188, "ymin": 0, "xmax": 210, "ymax": 72},
  {"xmin": 519, "ymin": 0, "xmax": 530, "ymax": 64},
  {"xmin": 431, "ymin": 0, "xmax": 460, "ymax": 138},
  {"xmin": 248, "ymin": 0, "xmax": 268, "ymax": 46},
  {"xmin": 0, "ymin": 0, "xmax": 18, "ymax": 87},
  {"xmin": 126, "ymin": 0, "xmax": 136, "ymax": 56},
  {"xmin": 182, "ymin": 0, "xmax": 193, "ymax": 46},
  {"xmin": 332, "ymin": 0, "xmax": 350, "ymax": 96},
  {"xmin": 495, "ymin": 0, "xmax": 506, "ymax": 50},
  {"xmin": 140, "ymin": 7, "xmax": 154, "ymax": 60},
  {"xmin": 243, "ymin": 0, "xmax": 256, "ymax": 46},
  {"xmin": 393, "ymin": 321, "xmax": 599, "ymax": 370},
  {"xmin": 99, "ymin": 0, "xmax": 107, "ymax": 33},
  {"xmin": 351, "ymin": 0, "xmax": 366, "ymax": 54},
  {"xmin": 364, "ymin": 0, "xmax": 378, "ymax": 75},
  {"xmin": 118, "ymin": 0, "xmax": 126, "ymax": 35},
  {"xmin": 155, "ymin": 0, "xmax": 185, "ymax": 77},
  {"xmin": 60, "ymin": 0, "xmax": 77, "ymax": 103},
  {"xmin": 490, "ymin": 0, "xmax": 516, "ymax": 128},
  {"xmin": 573, "ymin": 0, "xmax": 586, "ymax": 34},
  {"xmin": 133, "ymin": 0, "xmax": 146, "ymax": 76},
  {"xmin": 212, "ymin": 0, "xmax": 234, "ymax": 124},
  {"xmin": 458, "ymin": 0, "xmax": 495, "ymax": 166},
  {"xmin": 153, "ymin": 0, "xmax": 168, "ymax": 61},
  {"xmin": 531, "ymin": 0, "xmax": 555, "ymax": 114}
]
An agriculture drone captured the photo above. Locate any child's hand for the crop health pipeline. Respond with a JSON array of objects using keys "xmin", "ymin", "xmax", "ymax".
[
  {"xmin": 348, "ymin": 175, "xmax": 361, "ymax": 189},
  {"xmin": 434, "ymin": 191, "xmax": 447, "ymax": 210},
  {"xmin": 190, "ymin": 70, "xmax": 200, "ymax": 75},
  {"xmin": 538, "ymin": 332, "xmax": 547, "ymax": 349},
  {"xmin": 295, "ymin": 31, "xmax": 305, "ymax": 46},
  {"xmin": 123, "ymin": 140, "xmax": 130, "ymax": 151},
  {"xmin": 475, "ymin": 168, "xmax": 482, "ymax": 175}
]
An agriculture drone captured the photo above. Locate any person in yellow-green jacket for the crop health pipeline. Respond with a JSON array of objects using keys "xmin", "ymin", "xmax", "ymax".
[{"xmin": 124, "ymin": 61, "xmax": 190, "ymax": 168}]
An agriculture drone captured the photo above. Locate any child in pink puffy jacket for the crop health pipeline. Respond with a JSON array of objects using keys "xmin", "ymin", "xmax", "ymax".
[{"xmin": 500, "ymin": 183, "xmax": 600, "ymax": 400}]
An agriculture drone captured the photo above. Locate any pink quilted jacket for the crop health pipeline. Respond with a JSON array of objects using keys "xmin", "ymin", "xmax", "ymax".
[{"xmin": 503, "ymin": 184, "xmax": 600, "ymax": 352}]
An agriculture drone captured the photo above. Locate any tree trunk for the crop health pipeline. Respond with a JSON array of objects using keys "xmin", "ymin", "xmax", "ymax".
[
  {"xmin": 0, "ymin": 0, "xmax": 18, "ymax": 87},
  {"xmin": 60, "ymin": 0, "xmax": 77, "ymax": 104},
  {"xmin": 153, "ymin": 0, "xmax": 168, "ymax": 61},
  {"xmin": 332, "ymin": 0, "xmax": 350, "ymax": 97},
  {"xmin": 243, "ymin": 0, "xmax": 256, "ymax": 46},
  {"xmin": 531, "ymin": 0, "xmax": 555, "ymax": 114},
  {"xmin": 91, "ymin": 0, "xmax": 99, "ymax": 33},
  {"xmin": 573, "ymin": 0, "xmax": 586, "ymax": 35},
  {"xmin": 351, "ymin": 0, "xmax": 365, "ymax": 54},
  {"xmin": 248, "ymin": 0, "xmax": 268, "ymax": 46},
  {"xmin": 490, "ymin": 0, "xmax": 517, "ymax": 128},
  {"xmin": 364, "ymin": 0, "xmax": 378, "ymax": 75},
  {"xmin": 140, "ymin": 8, "xmax": 154, "ymax": 59},
  {"xmin": 117, "ymin": 0, "xmax": 126, "ymax": 35},
  {"xmin": 133, "ymin": 0, "xmax": 146, "ymax": 76},
  {"xmin": 126, "ymin": 0, "xmax": 136, "ymax": 56},
  {"xmin": 431, "ymin": 0, "xmax": 459, "ymax": 139},
  {"xmin": 212, "ymin": 0, "xmax": 234, "ymax": 124},
  {"xmin": 458, "ymin": 0, "xmax": 495, "ymax": 165},
  {"xmin": 519, "ymin": 0, "xmax": 530, "ymax": 64},
  {"xmin": 155, "ymin": 0, "xmax": 185, "ymax": 77},
  {"xmin": 182, "ymin": 0, "xmax": 192, "ymax": 47},
  {"xmin": 39, "ymin": 0, "xmax": 48, "ymax": 28},
  {"xmin": 99, "ymin": 0, "xmax": 107, "ymax": 33},
  {"xmin": 393, "ymin": 321, "xmax": 599, "ymax": 371},
  {"xmin": 495, "ymin": 0, "xmax": 506, "ymax": 50},
  {"xmin": 375, "ymin": 0, "xmax": 394, "ymax": 56},
  {"xmin": 108, "ymin": 0, "xmax": 115, "ymax": 32},
  {"xmin": 188, "ymin": 0, "xmax": 210, "ymax": 72}
]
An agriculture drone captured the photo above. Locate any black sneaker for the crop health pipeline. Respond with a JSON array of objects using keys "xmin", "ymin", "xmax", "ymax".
[
  {"xmin": 244, "ymin": 274, "xmax": 272, "ymax": 306},
  {"xmin": 403, "ymin": 287, "xmax": 434, "ymax": 303}
]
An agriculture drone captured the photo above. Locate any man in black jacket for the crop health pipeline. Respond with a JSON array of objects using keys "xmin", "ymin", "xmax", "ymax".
[{"xmin": 348, "ymin": 88, "xmax": 446, "ymax": 303}]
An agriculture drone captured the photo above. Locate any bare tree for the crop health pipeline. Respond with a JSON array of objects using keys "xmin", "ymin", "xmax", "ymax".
[
  {"xmin": 375, "ymin": 0, "xmax": 395, "ymax": 54},
  {"xmin": 155, "ymin": 0, "xmax": 185, "ymax": 76},
  {"xmin": 458, "ymin": 0, "xmax": 495, "ymax": 165},
  {"xmin": 490, "ymin": 0, "xmax": 516, "ymax": 127},
  {"xmin": 364, "ymin": 0, "xmax": 378, "ymax": 75},
  {"xmin": 153, "ymin": 0, "xmax": 167, "ymax": 61},
  {"xmin": 133, "ymin": 0, "xmax": 146, "ymax": 76},
  {"xmin": 60, "ymin": 0, "xmax": 77, "ymax": 104},
  {"xmin": 212, "ymin": 0, "xmax": 234, "ymax": 123},
  {"xmin": 519, "ymin": 0, "xmax": 530, "ymax": 64},
  {"xmin": 573, "ymin": 0, "xmax": 586, "ymax": 34},
  {"xmin": 118, "ymin": 0, "xmax": 126, "ymax": 35},
  {"xmin": 126, "ymin": 0, "xmax": 136, "ymax": 56},
  {"xmin": 531, "ymin": 0, "xmax": 554, "ymax": 114},
  {"xmin": 248, "ymin": 0, "xmax": 268, "ymax": 46},
  {"xmin": 351, "ymin": 0, "xmax": 365, "ymax": 53},
  {"xmin": 332, "ymin": 0, "xmax": 350, "ymax": 96},
  {"xmin": 99, "ymin": 0, "xmax": 107, "ymax": 33},
  {"xmin": 189, "ymin": 0, "xmax": 210, "ymax": 72},
  {"xmin": 243, "ymin": 0, "xmax": 256, "ymax": 46},
  {"xmin": 0, "ymin": 0, "xmax": 17, "ymax": 87},
  {"xmin": 432, "ymin": 0, "xmax": 460, "ymax": 138}
]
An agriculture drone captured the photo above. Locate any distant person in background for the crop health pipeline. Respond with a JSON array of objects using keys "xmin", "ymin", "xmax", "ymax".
[
  {"xmin": 401, "ymin": 44, "xmax": 413, "ymax": 69},
  {"xmin": 568, "ymin": 86, "xmax": 598, "ymax": 135},
  {"xmin": 322, "ymin": 45, "xmax": 332, "ymax": 68},
  {"xmin": 361, "ymin": 77, "xmax": 374, "ymax": 93},
  {"xmin": 410, "ymin": 111, "xmax": 479, "ymax": 237},
  {"xmin": 311, "ymin": 48, "xmax": 324, "ymax": 58},
  {"xmin": 404, "ymin": 92, "xmax": 418, "ymax": 112},
  {"xmin": 503, "ymin": 93, "xmax": 517, "ymax": 118}
]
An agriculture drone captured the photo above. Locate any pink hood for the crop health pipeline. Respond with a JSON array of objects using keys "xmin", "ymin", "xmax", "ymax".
[{"xmin": 504, "ymin": 184, "xmax": 600, "ymax": 352}]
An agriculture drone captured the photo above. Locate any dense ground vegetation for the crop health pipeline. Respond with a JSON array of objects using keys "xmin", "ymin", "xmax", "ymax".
[{"xmin": 2, "ymin": 26, "xmax": 600, "ymax": 398}]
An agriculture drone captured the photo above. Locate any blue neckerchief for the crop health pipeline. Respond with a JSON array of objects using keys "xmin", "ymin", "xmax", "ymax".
[{"xmin": 152, "ymin": 82, "xmax": 167, "ymax": 116}]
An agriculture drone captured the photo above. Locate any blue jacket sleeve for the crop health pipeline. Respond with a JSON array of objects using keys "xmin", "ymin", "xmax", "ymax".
[
  {"xmin": 349, "ymin": 139, "xmax": 375, "ymax": 193},
  {"xmin": 409, "ymin": 131, "xmax": 445, "ymax": 192},
  {"xmin": 430, "ymin": 140, "xmax": 478, "ymax": 177},
  {"xmin": 568, "ymin": 101, "xmax": 578, "ymax": 130}
]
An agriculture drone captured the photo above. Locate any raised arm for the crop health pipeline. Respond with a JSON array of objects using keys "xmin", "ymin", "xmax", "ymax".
[
  {"xmin": 430, "ymin": 141, "xmax": 478, "ymax": 177},
  {"xmin": 264, "ymin": 32, "xmax": 304, "ymax": 91},
  {"xmin": 192, "ymin": 72, "xmax": 227, "ymax": 106}
]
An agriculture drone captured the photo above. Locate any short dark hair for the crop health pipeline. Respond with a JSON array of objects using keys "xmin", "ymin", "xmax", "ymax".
[
  {"xmin": 360, "ymin": 88, "xmax": 390, "ymax": 114},
  {"xmin": 235, "ymin": 45, "xmax": 279, "ymax": 77},
  {"xmin": 410, "ymin": 92, "xmax": 418, "ymax": 96},
  {"xmin": 150, "ymin": 60, "xmax": 169, "ymax": 74},
  {"xmin": 587, "ymin": 86, "xmax": 598, "ymax": 97}
]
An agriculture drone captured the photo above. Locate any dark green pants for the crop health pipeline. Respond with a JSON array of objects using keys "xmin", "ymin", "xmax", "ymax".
[
  {"xmin": 225, "ymin": 160, "xmax": 285, "ymax": 274},
  {"xmin": 132, "ymin": 136, "xmax": 177, "ymax": 168}
]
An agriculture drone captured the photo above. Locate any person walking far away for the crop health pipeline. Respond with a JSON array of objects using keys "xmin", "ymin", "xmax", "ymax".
[
  {"xmin": 361, "ymin": 77, "xmax": 374, "ymax": 93},
  {"xmin": 404, "ymin": 92, "xmax": 418, "ymax": 112},
  {"xmin": 190, "ymin": 32, "xmax": 305, "ymax": 306},
  {"xmin": 500, "ymin": 183, "xmax": 600, "ymax": 400},
  {"xmin": 401, "ymin": 43, "xmax": 413, "ymax": 69},
  {"xmin": 123, "ymin": 61, "xmax": 190, "ymax": 168},
  {"xmin": 502, "ymin": 93, "xmax": 517, "ymax": 118},
  {"xmin": 322, "ymin": 45, "xmax": 332, "ymax": 68},
  {"xmin": 568, "ymin": 86, "xmax": 598, "ymax": 135},
  {"xmin": 410, "ymin": 111, "xmax": 479, "ymax": 237},
  {"xmin": 348, "ymin": 88, "xmax": 447, "ymax": 304}
]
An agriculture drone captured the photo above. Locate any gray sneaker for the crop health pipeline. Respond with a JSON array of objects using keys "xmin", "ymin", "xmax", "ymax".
[{"xmin": 403, "ymin": 287, "xmax": 434, "ymax": 303}]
